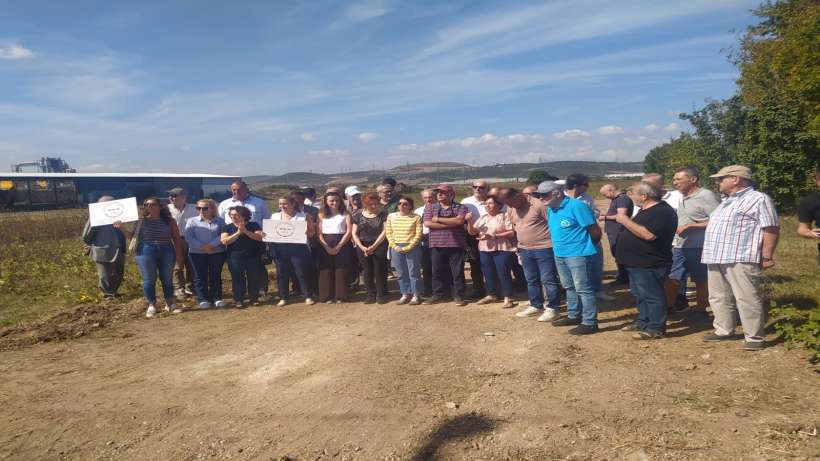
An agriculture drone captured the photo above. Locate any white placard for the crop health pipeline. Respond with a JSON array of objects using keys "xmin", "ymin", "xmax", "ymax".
[
  {"xmin": 262, "ymin": 219, "xmax": 307, "ymax": 244},
  {"xmin": 89, "ymin": 197, "xmax": 139, "ymax": 227}
]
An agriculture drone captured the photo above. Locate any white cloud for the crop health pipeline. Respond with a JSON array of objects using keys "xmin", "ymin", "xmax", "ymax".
[
  {"xmin": 663, "ymin": 122, "xmax": 680, "ymax": 132},
  {"xmin": 300, "ymin": 132, "xmax": 317, "ymax": 142},
  {"xmin": 0, "ymin": 43, "xmax": 34, "ymax": 60},
  {"xmin": 623, "ymin": 135, "xmax": 650, "ymax": 145},
  {"xmin": 552, "ymin": 129, "xmax": 590, "ymax": 140},
  {"xmin": 644, "ymin": 123, "xmax": 658, "ymax": 131},
  {"xmin": 309, "ymin": 149, "xmax": 351, "ymax": 157},
  {"xmin": 331, "ymin": 0, "xmax": 392, "ymax": 28},
  {"xmin": 356, "ymin": 132, "xmax": 378, "ymax": 143},
  {"xmin": 596, "ymin": 125, "xmax": 624, "ymax": 135}
]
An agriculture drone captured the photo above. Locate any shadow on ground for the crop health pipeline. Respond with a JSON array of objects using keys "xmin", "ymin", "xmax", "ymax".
[{"xmin": 410, "ymin": 413, "xmax": 500, "ymax": 461}]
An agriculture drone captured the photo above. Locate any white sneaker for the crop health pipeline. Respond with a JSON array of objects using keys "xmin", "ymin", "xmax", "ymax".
[
  {"xmin": 277, "ymin": 299, "xmax": 287, "ymax": 307},
  {"xmin": 537, "ymin": 307, "xmax": 560, "ymax": 322},
  {"xmin": 199, "ymin": 301, "xmax": 213, "ymax": 309},
  {"xmin": 214, "ymin": 300, "xmax": 228, "ymax": 308},
  {"xmin": 596, "ymin": 290, "xmax": 615, "ymax": 301},
  {"xmin": 168, "ymin": 304, "xmax": 183, "ymax": 314},
  {"xmin": 145, "ymin": 305, "xmax": 157, "ymax": 318},
  {"xmin": 305, "ymin": 298, "xmax": 316, "ymax": 305},
  {"xmin": 515, "ymin": 306, "xmax": 542, "ymax": 318}
]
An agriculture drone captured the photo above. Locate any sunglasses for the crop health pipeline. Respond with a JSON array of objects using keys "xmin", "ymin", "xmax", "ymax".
[
  {"xmin": 472, "ymin": 185, "xmax": 486, "ymax": 189},
  {"xmin": 196, "ymin": 206, "xmax": 209, "ymax": 210},
  {"xmin": 143, "ymin": 202, "xmax": 159, "ymax": 207},
  {"xmin": 398, "ymin": 202, "xmax": 410, "ymax": 206}
]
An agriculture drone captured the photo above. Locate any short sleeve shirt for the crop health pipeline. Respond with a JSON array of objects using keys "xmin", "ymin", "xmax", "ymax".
[
  {"xmin": 615, "ymin": 201, "xmax": 678, "ymax": 268},
  {"xmin": 474, "ymin": 213, "xmax": 516, "ymax": 252},
  {"xmin": 547, "ymin": 197, "xmax": 597, "ymax": 257},
  {"xmin": 423, "ymin": 202, "xmax": 468, "ymax": 248},
  {"xmin": 797, "ymin": 192, "xmax": 820, "ymax": 227},
  {"xmin": 702, "ymin": 188, "xmax": 779, "ymax": 264},
  {"xmin": 352, "ymin": 210, "xmax": 386, "ymax": 243},
  {"xmin": 604, "ymin": 193, "xmax": 634, "ymax": 239},
  {"xmin": 507, "ymin": 195, "xmax": 552, "ymax": 250},
  {"xmin": 224, "ymin": 222, "xmax": 263, "ymax": 256},
  {"xmin": 674, "ymin": 188, "xmax": 719, "ymax": 248}
]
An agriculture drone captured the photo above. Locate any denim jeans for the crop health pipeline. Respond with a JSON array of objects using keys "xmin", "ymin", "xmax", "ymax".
[
  {"xmin": 274, "ymin": 243, "xmax": 314, "ymax": 299},
  {"xmin": 391, "ymin": 244, "xmax": 422, "ymax": 295},
  {"xmin": 135, "ymin": 243, "xmax": 176, "ymax": 304},
  {"xmin": 227, "ymin": 251, "xmax": 262, "ymax": 303},
  {"xmin": 518, "ymin": 247, "xmax": 561, "ymax": 309},
  {"xmin": 479, "ymin": 251, "xmax": 515, "ymax": 298},
  {"xmin": 627, "ymin": 265, "xmax": 670, "ymax": 333},
  {"xmin": 555, "ymin": 255, "xmax": 598, "ymax": 326},
  {"xmin": 189, "ymin": 251, "xmax": 226, "ymax": 303}
]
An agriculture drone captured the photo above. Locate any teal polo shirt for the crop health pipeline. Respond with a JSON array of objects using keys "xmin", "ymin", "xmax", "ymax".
[{"xmin": 547, "ymin": 196, "xmax": 598, "ymax": 257}]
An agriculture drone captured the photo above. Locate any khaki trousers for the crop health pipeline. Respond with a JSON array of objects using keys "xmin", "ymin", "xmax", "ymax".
[
  {"xmin": 174, "ymin": 239, "xmax": 194, "ymax": 292},
  {"xmin": 707, "ymin": 263, "xmax": 765, "ymax": 342}
]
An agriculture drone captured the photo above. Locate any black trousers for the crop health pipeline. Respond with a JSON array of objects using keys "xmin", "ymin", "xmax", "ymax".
[
  {"xmin": 609, "ymin": 241, "xmax": 629, "ymax": 282},
  {"xmin": 431, "ymin": 247, "xmax": 465, "ymax": 300},
  {"xmin": 420, "ymin": 244, "xmax": 433, "ymax": 296},
  {"xmin": 356, "ymin": 241, "xmax": 389, "ymax": 299},
  {"xmin": 465, "ymin": 235, "xmax": 486, "ymax": 298}
]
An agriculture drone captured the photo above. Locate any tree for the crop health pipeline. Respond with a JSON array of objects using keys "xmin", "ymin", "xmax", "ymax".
[{"xmin": 526, "ymin": 169, "xmax": 558, "ymax": 185}]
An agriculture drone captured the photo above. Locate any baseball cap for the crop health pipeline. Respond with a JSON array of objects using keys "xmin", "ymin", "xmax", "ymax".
[
  {"xmin": 554, "ymin": 179, "xmax": 567, "ymax": 186},
  {"xmin": 433, "ymin": 184, "xmax": 454, "ymax": 193},
  {"xmin": 344, "ymin": 185, "xmax": 361, "ymax": 197},
  {"xmin": 536, "ymin": 181, "xmax": 562, "ymax": 195},
  {"xmin": 167, "ymin": 187, "xmax": 186, "ymax": 197},
  {"xmin": 709, "ymin": 165, "xmax": 753, "ymax": 180}
]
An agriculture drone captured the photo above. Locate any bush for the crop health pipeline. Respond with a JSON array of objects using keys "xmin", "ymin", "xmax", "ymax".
[{"xmin": 770, "ymin": 303, "xmax": 820, "ymax": 362}]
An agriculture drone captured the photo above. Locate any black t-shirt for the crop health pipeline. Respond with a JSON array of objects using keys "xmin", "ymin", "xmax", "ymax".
[
  {"xmin": 604, "ymin": 192, "xmax": 634, "ymax": 239},
  {"xmin": 615, "ymin": 201, "xmax": 677, "ymax": 268},
  {"xmin": 224, "ymin": 222, "xmax": 263, "ymax": 255},
  {"xmin": 797, "ymin": 192, "xmax": 820, "ymax": 227},
  {"xmin": 352, "ymin": 210, "xmax": 386, "ymax": 243}
]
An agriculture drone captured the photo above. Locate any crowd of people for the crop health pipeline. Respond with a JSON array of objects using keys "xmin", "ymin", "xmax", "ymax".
[{"xmin": 82, "ymin": 164, "xmax": 820, "ymax": 351}]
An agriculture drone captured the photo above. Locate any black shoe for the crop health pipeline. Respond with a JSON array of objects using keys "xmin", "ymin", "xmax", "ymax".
[
  {"xmin": 453, "ymin": 298, "xmax": 468, "ymax": 307},
  {"xmin": 632, "ymin": 330, "xmax": 664, "ymax": 340},
  {"xmin": 702, "ymin": 332, "xmax": 738, "ymax": 342},
  {"xmin": 422, "ymin": 297, "xmax": 443, "ymax": 305},
  {"xmin": 552, "ymin": 316, "xmax": 582, "ymax": 327},
  {"xmin": 743, "ymin": 341, "xmax": 765, "ymax": 351},
  {"xmin": 364, "ymin": 296, "xmax": 376, "ymax": 304},
  {"xmin": 377, "ymin": 297, "xmax": 389, "ymax": 305},
  {"xmin": 568, "ymin": 324, "xmax": 599, "ymax": 335}
]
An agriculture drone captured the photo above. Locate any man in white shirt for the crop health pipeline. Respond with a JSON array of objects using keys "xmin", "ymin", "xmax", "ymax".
[
  {"xmin": 168, "ymin": 187, "xmax": 198, "ymax": 298},
  {"xmin": 415, "ymin": 188, "xmax": 436, "ymax": 297},
  {"xmin": 457, "ymin": 180, "xmax": 489, "ymax": 299}
]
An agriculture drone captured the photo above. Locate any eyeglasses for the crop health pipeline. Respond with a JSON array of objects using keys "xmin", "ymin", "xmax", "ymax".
[
  {"xmin": 472, "ymin": 185, "xmax": 486, "ymax": 189},
  {"xmin": 195, "ymin": 206, "xmax": 208, "ymax": 211},
  {"xmin": 143, "ymin": 202, "xmax": 159, "ymax": 207}
]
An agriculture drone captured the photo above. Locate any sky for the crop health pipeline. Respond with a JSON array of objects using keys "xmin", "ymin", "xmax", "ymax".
[{"xmin": 0, "ymin": 0, "xmax": 761, "ymax": 175}]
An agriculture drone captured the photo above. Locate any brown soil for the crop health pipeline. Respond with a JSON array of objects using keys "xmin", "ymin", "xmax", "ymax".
[{"xmin": 1, "ymin": 222, "xmax": 818, "ymax": 460}]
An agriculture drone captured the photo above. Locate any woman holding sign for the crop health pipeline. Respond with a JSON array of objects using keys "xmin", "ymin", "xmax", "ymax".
[
  {"xmin": 221, "ymin": 206, "xmax": 265, "ymax": 308},
  {"xmin": 270, "ymin": 196, "xmax": 316, "ymax": 307},
  {"xmin": 134, "ymin": 197, "xmax": 186, "ymax": 318},
  {"xmin": 316, "ymin": 191, "xmax": 353, "ymax": 303}
]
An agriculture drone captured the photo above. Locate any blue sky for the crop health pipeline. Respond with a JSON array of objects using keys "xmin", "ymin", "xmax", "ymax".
[{"xmin": 0, "ymin": 0, "xmax": 760, "ymax": 175}]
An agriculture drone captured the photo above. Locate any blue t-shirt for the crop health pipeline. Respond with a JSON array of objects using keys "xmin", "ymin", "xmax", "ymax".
[{"xmin": 547, "ymin": 197, "xmax": 598, "ymax": 257}]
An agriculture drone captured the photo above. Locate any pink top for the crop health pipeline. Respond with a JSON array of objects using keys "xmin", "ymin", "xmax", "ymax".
[{"xmin": 474, "ymin": 213, "xmax": 517, "ymax": 252}]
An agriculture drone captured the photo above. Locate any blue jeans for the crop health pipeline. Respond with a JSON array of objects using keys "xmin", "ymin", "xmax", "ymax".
[
  {"xmin": 518, "ymin": 248, "xmax": 561, "ymax": 309},
  {"xmin": 135, "ymin": 243, "xmax": 176, "ymax": 304},
  {"xmin": 627, "ymin": 265, "xmax": 670, "ymax": 333},
  {"xmin": 391, "ymin": 244, "xmax": 422, "ymax": 295},
  {"xmin": 274, "ymin": 243, "xmax": 314, "ymax": 299},
  {"xmin": 189, "ymin": 252, "xmax": 226, "ymax": 303},
  {"xmin": 555, "ymin": 255, "xmax": 598, "ymax": 326},
  {"xmin": 479, "ymin": 251, "xmax": 515, "ymax": 298}
]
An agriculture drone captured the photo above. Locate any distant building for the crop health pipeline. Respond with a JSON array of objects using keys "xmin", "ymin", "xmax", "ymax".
[
  {"xmin": 0, "ymin": 173, "xmax": 238, "ymax": 209},
  {"xmin": 603, "ymin": 173, "xmax": 644, "ymax": 179}
]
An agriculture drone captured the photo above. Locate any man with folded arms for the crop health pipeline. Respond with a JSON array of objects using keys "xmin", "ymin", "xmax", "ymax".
[
  {"xmin": 701, "ymin": 165, "xmax": 779, "ymax": 351},
  {"xmin": 422, "ymin": 184, "xmax": 469, "ymax": 306}
]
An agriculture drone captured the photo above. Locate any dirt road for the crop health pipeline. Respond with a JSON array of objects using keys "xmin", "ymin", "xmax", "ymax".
[{"xmin": 1, "ymin": 286, "xmax": 818, "ymax": 460}]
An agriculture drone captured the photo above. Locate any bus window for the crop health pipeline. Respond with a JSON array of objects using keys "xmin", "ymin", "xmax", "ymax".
[
  {"xmin": 55, "ymin": 180, "xmax": 77, "ymax": 204},
  {"xmin": 29, "ymin": 179, "xmax": 56, "ymax": 205},
  {"xmin": 13, "ymin": 180, "xmax": 30, "ymax": 205}
]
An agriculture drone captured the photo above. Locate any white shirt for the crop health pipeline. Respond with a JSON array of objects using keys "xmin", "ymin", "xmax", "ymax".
[
  {"xmin": 320, "ymin": 213, "xmax": 347, "ymax": 234},
  {"xmin": 218, "ymin": 195, "xmax": 270, "ymax": 225},
  {"xmin": 459, "ymin": 195, "xmax": 487, "ymax": 223},
  {"xmin": 270, "ymin": 211, "xmax": 307, "ymax": 221},
  {"xmin": 169, "ymin": 203, "xmax": 198, "ymax": 231},
  {"xmin": 632, "ymin": 189, "xmax": 684, "ymax": 217},
  {"xmin": 415, "ymin": 206, "xmax": 430, "ymax": 235}
]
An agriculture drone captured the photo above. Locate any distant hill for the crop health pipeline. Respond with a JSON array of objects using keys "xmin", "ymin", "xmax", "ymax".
[{"xmin": 245, "ymin": 160, "xmax": 644, "ymax": 188}]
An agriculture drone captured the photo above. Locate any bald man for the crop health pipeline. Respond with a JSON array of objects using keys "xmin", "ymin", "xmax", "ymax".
[{"xmin": 599, "ymin": 184, "xmax": 634, "ymax": 285}]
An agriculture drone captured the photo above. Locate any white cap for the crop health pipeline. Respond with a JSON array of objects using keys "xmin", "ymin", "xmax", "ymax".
[
  {"xmin": 344, "ymin": 185, "xmax": 362, "ymax": 197},
  {"xmin": 554, "ymin": 179, "xmax": 567, "ymax": 185}
]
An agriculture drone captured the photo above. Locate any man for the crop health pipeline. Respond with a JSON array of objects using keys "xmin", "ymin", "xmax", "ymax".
[
  {"xmin": 702, "ymin": 165, "xmax": 779, "ymax": 351},
  {"xmin": 422, "ymin": 184, "xmax": 469, "ymax": 306},
  {"xmin": 668, "ymin": 166, "xmax": 719, "ymax": 314},
  {"xmin": 378, "ymin": 182, "xmax": 400, "ymax": 214},
  {"xmin": 458, "ymin": 180, "xmax": 489, "ymax": 299},
  {"xmin": 498, "ymin": 187, "xmax": 561, "ymax": 322},
  {"xmin": 540, "ymin": 181, "xmax": 602, "ymax": 335},
  {"xmin": 301, "ymin": 187, "xmax": 318, "ymax": 207},
  {"xmin": 345, "ymin": 185, "xmax": 363, "ymax": 213},
  {"xmin": 599, "ymin": 183, "xmax": 633, "ymax": 285},
  {"xmin": 642, "ymin": 172, "xmax": 688, "ymax": 310},
  {"xmin": 565, "ymin": 174, "xmax": 612, "ymax": 302},
  {"xmin": 81, "ymin": 196, "xmax": 128, "ymax": 301},
  {"xmin": 415, "ymin": 188, "xmax": 437, "ymax": 297},
  {"xmin": 218, "ymin": 180, "xmax": 271, "ymax": 298},
  {"xmin": 615, "ymin": 182, "xmax": 678, "ymax": 339},
  {"xmin": 796, "ymin": 166, "xmax": 820, "ymax": 264},
  {"xmin": 168, "ymin": 187, "xmax": 198, "ymax": 298}
]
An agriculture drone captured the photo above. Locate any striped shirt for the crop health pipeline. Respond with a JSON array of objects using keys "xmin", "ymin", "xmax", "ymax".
[
  {"xmin": 701, "ymin": 187, "xmax": 779, "ymax": 264},
  {"xmin": 385, "ymin": 212, "xmax": 423, "ymax": 250},
  {"xmin": 141, "ymin": 218, "xmax": 172, "ymax": 245},
  {"xmin": 422, "ymin": 202, "xmax": 468, "ymax": 248}
]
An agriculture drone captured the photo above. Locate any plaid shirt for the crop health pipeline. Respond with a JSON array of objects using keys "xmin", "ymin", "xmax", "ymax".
[{"xmin": 701, "ymin": 187, "xmax": 779, "ymax": 264}]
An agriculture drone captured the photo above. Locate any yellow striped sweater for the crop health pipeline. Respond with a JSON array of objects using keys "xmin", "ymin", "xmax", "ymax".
[{"xmin": 385, "ymin": 212, "xmax": 423, "ymax": 250}]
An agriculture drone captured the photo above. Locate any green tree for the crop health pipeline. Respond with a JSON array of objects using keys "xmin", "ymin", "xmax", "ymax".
[{"xmin": 526, "ymin": 169, "xmax": 558, "ymax": 185}]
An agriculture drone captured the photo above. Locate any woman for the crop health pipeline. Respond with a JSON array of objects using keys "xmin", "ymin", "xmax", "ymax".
[
  {"xmin": 134, "ymin": 197, "xmax": 186, "ymax": 318},
  {"xmin": 352, "ymin": 192, "xmax": 389, "ymax": 304},
  {"xmin": 467, "ymin": 196, "xmax": 517, "ymax": 308},
  {"xmin": 220, "ymin": 206, "xmax": 265, "ymax": 308},
  {"xmin": 185, "ymin": 198, "xmax": 227, "ymax": 309},
  {"xmin": 316, "ymin": 191, "xmax": 353, "ymax": 303},
  {"xmin": 385, "ymin": 196, "xmax": 423, "ymax": 305},
  {"xmin": 271, "ymin": 195, "xmax": 316, "ymax": 306}
]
